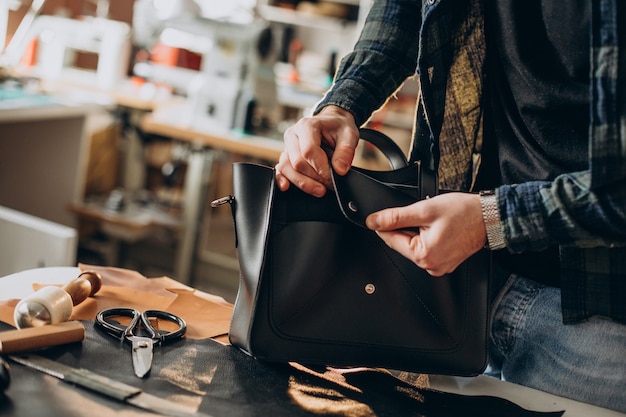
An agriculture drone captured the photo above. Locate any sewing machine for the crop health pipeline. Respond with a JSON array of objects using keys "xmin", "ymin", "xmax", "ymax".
[
  {"xmin": 13, "ymin": 15, "xmax": 131, "ymax": 90},
  {"xmin": 133, "ymin": 14, "xmax": 266, "ymax": 132}
]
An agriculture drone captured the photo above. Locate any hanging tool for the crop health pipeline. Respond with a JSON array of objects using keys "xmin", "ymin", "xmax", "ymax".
[{"xmin": 1, "ymin": 0, "xmax": 47, "ymax": 68}]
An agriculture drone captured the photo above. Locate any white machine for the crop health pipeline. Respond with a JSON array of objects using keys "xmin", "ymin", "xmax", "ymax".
[
  {"xmin": 180, "ymin": 17, "xmax": 265, "ymax": 132},
  {"xmin": 12, "ymin": 15, "xmax": 131, "ymax": 90},
  {"xmin": 133, "ymin": 1, "xmax": 266, "ymax": 132},
  {"xmin": 0, "ymin": 206, "xmax": 77, "ymax": 277}
]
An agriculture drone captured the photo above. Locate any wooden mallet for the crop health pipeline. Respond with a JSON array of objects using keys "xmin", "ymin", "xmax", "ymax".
[{"xmin": 13, "ymin": 270, "xmax": 102, "ymax": 329}]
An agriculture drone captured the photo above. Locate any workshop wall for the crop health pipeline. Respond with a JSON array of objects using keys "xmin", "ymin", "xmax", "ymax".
[{"xmin": 2, "ymin": 0, "xmax": 417, "ymax": 298}]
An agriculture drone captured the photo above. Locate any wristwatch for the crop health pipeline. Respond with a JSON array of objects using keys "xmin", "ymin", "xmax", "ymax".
[{"xmin": 479, "ymin": 190, "xmax": 506, "ymax": 250}]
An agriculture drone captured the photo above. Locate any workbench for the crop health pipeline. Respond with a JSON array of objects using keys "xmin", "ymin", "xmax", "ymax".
[{"xmin": 0, "ymin": 266, "xmax": 624, "ymax": 417}]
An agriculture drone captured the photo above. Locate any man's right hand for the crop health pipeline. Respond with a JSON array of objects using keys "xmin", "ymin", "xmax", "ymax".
[{"xmin": 275, "ymin": 106, "xmax": 360, "ymax": 197}]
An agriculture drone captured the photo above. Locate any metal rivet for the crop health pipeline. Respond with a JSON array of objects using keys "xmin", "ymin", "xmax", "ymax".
[
  {"xmin": 348, "ymin": 201, "xmax": 358, "ymax": 212},
  {"xmin": 364, "ymin": 283, "xmax": 375, "ymax": 294}
]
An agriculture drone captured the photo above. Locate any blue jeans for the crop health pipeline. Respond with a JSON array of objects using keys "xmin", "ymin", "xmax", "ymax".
[{"xmin": 487, "ymin": 274, "xmax": 626, "ymax": 413}]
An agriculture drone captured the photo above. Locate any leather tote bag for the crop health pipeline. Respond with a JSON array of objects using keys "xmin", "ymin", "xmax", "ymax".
[{"xmin": 215, "ymin": 128, "xmax": 491, "ymax": 376}]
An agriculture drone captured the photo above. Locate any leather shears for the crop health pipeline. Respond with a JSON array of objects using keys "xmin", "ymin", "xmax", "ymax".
[{"xmin": 95, "ymin": 307, "xmax": 186, "ymax": 378}]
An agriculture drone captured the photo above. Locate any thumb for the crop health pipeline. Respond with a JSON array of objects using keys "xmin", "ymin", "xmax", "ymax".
[
  {"xmin": 366, "ymin": 205, "xmax": 421, "ymax": 231},
  {"xmin": 330, "ymin": 129, "xmax": 358, "ymax": 176}
]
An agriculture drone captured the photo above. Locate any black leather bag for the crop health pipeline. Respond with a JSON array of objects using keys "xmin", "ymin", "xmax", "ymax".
[{"xmin": 219, "ymin": 128, "xmax": 491, "ymax": 376}]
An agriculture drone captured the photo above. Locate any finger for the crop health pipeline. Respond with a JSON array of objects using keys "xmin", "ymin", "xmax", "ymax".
[
  {"xmin": 274, "ymin": 166, "xmax": 290, "ymax": 192},
  {"xmin": 374, "ymin": 229, "xmax": 426, "ymax": 266},
  {"xmin": 285, "ymin": 126, "xmax": 333, "ymax": 188},
  {"xmin": 330, "ymin": 127, "xmax": 359, "ymax": 175},
  {"xmin": 276, "ymin": 152, "xmax": 327, "ymax": 197},
  {"xmin": 375, "ymin": 230, "xmax": 448, "ymax": 277}
]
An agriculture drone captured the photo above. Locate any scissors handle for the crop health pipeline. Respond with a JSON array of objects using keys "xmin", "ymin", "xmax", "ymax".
[
  {"xmin": 95, "ymin": 308, "xmax": 186, "ymax": 344},
  {"xmin": 143, "ymin": 309, "xmax": 186, "ymax": 344}
]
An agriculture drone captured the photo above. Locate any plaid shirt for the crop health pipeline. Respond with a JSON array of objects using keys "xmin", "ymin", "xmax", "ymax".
[{"xmin": 317, "ymin": 0, "xmax": 626, "ymax": 324}]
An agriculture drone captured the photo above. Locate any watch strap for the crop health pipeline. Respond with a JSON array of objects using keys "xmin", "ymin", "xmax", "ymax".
[{"xmin": 479, "ymin": 190, "xmax": 506, "ymax": 250}]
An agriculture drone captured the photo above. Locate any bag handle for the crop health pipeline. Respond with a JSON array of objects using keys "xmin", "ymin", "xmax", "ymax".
[
  {"xmin": 357, "ymin": 128, "xmax": 408, "ymax": 169},
  {"xmin": 212, "ymin": 127, "xmax": 410, "ymax": 214},
  {"xmin": 332, "ymin": 129, "xmax": 424, "ymax": 229}
]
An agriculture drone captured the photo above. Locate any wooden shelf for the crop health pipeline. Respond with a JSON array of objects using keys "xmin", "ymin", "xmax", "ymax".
[{"xmin": 259, "ymin": 5, "xmax": 358, "ymax": 31}]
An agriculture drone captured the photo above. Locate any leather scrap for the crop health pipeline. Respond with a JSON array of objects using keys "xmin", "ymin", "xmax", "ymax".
[{"xmin": 0, "ymin": 264, "xmax": 233, "ymax": 340}]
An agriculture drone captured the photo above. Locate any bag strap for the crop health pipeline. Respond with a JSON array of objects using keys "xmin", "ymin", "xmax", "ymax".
[{"xmin": 409, "ymin": 103, "xmax": 438, "ymax": 196}]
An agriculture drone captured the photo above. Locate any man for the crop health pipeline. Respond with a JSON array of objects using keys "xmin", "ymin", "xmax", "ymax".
[{"xmin": 274, "ymin": 0, "xmax": 626, "ymax": 412}]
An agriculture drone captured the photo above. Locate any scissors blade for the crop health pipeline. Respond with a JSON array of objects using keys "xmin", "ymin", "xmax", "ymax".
[{"xmin": 129, "ymin": 336, "xmax": 154, "ymax": 378}]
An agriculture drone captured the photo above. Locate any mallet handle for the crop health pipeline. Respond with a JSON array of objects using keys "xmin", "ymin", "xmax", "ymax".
[{"xmin": 62, "ymin": 271, "xmax": 102, "ymax": 306}]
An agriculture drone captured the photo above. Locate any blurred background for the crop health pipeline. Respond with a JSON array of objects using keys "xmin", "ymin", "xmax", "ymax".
[{"xmin": 0, "ymin": 0, "xmax": 418, "ymax": 301}]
